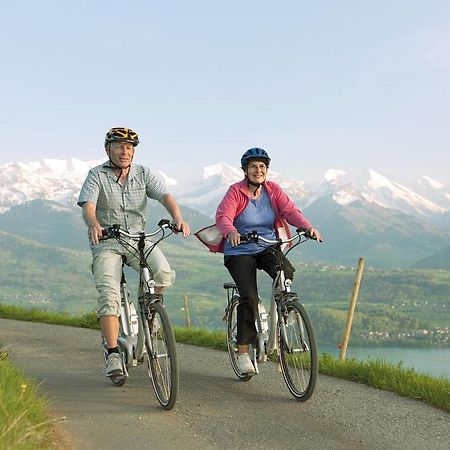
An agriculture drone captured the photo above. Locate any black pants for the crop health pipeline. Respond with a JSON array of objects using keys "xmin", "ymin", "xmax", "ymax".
[{"xmin": 224, "ymin": 246, "xmax": 294, "ymax": 345}]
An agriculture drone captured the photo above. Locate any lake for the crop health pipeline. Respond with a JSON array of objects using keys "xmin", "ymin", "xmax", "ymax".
[{"xmin": 319, "ymin": 343, "xmax": 450, "ymax": 379}]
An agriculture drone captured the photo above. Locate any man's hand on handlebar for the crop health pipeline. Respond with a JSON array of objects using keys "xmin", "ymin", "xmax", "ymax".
[
  {"xmin": 88, "ymin": 224, "xmax": 105, "ymax": 245},
  {"xmin": 305, "ymin": 228, "xmax": 322, "ymax": 242},
  {"xmin": 171, "ymin": 219, "xmax": 191, "ymax": 238}
]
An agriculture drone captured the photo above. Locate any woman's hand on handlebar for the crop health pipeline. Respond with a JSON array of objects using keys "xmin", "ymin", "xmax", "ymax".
[
  {"xmin": 227, "ymin": 231, "xmax": 241, "ymax": 247},
  {"xmin": 306, "ymin": 227, "xmax": 322, "ymax": 242}
]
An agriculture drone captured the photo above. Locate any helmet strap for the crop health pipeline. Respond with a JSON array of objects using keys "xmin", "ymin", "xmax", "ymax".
[
  {"xmin": 107, "ymin": 156, "xmax": 132, "ymax": 183},
  {"xmin": 246, "ymin": 176, "xmax": 263, "ymax": 197},
  {"xmin": 105, "ymin": 142, "xmax": 134, "ymax": 183}
]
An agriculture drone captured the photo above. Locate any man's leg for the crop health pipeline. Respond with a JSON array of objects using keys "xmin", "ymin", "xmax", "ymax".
[
  {"xmin": 92, "ymin": 251, "xmax": 123, "ymax": 340},
  {"xmin": 100, "ymin": 315, "xmax": 120, "ymax": 348},
  {"xmin": 126, "ymin": 242, "xmax": 175, "ymax": 294}
]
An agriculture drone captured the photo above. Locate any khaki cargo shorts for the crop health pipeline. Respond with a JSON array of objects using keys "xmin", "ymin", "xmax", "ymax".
[{"xmin": 91, "ymin": 242, "xmax": 175, "ymax": 318}]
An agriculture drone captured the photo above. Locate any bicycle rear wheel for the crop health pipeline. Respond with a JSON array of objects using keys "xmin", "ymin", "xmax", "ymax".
[
  {"xmin": 144, "ymin": 301, "xmax": 179, "ymax": 410},
  {"xmin": 226, "ymin": 297, "xmax": 253, "ymax": 381},
  {"xmin": 278, "ymin": 300, "xmax": 318, "ymax": 401}
]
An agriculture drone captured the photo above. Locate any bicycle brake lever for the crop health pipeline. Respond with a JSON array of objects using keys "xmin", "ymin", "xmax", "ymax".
[
  {"xmin": 100, "ymin": 224, "xmax": 121, "ymax": 240},
  {"xmin": 297, "ymin": 228, "xmax": 322, "ymax": 242}
]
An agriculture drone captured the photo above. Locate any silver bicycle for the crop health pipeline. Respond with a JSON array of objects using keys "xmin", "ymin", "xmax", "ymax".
[
  {"xmin": 100, "ymin": 220, "xmax": 179, "ymax": 410},
  {"xmin": 224, "ymin": 229, "xmax": 318, "ymax": 401}
]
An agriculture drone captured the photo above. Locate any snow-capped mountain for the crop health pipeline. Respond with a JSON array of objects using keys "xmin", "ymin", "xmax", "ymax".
[
  {"xmin": 0, "ymin": 158, "xmax": 449, "ymax": 227},
  {"xmin": 315, "ymin": 169, "xmax": 449, "ymax": 219},
  {"xmin": 0, "ymin": 158, "xmax": 177, "ymax": 212},
  {"xmin": 176, "ymin": 162, "xmax": 311, "ymax": 216},
  {"xmin": 0, "ymin": 158, "xmax": 102, "ymax": 212},
  {"xmin": 416, "ymin": 175, "xmax": 450, "ymax": 210}
]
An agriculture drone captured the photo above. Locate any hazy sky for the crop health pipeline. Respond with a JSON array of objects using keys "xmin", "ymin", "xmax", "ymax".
[{"xmin": 1, "ymin": 1, "xmax": 449, "ymax": 184}]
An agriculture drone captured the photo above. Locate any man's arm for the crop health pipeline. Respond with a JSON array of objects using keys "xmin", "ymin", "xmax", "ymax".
[
  {"xmin": 82, "ymin": 202, "xmax": 104, "ymax": 245},
  {"xmin": 161, "ymin": 193, "xmax": 190, "ymax": 237}
]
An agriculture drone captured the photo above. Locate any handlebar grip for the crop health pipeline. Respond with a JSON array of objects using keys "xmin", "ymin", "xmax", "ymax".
[
  {"xmin": 100, "ymin": 224, "xmax": 121, "ymax": 240},
  {"xmin": 239, "ymin": 235, "xmax": 249, "ymax": 243},
  {"xmin": 296, "ymin": 227, "xmax": 319, "ymax": 241},
  {"xmin": 158, "ymin": 219, "xmax": 182, "ymax": 233},
  {"xmin": 239, "ymin": 232, "xmax": 258, "ymax": 244}
]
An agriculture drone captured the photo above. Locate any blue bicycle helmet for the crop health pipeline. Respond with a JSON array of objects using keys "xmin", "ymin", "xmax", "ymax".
[{"xmin": 240, "ymin": 147, "xmax": 271, "ymax": 168}]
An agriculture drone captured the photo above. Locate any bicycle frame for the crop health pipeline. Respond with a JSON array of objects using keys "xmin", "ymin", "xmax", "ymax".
[
  {"xmin": 116, "ymin": 252, "xmax": 160, "ymax": 377},
  {"xmin": 116, "ymin": 265, "xmax": 142, "ymax": 378}
]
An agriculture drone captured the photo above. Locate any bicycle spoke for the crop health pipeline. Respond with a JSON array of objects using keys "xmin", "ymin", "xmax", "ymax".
[
  {"xmin": 279, "ymin": 300, "xmax": 318, "ymax": 401},
  {"xmin": 226, "ymin": 297, "xmax": 253, "ymax": 381},
  {"xmin": 145, "ymin": 302, "xmax": 178, "ymax": 409}
]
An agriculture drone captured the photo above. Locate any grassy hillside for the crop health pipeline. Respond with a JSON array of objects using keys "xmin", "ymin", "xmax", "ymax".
[
  {"xmin": 412, "ymin": 244, "xmax": 450, "ymax": 270},
  {"xmin": 0, "ymin": 198, "xmax": 212, "ymax": 252},
  {"xmin": 302, "ymin": 197, "xmax": 450, "ymax": 267}
]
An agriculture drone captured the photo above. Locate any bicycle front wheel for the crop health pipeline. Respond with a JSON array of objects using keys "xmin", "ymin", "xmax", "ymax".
[
  {"xmin": 144, "ymin": 301, "xmax": 179, "ymax": 410},
  {"xmin": 226, "ymin": 297, "xmax": 253, "ymax": 381},
  {"xmin": 278, "ymin": 300, "xmax": 318, "ymax": 401}
]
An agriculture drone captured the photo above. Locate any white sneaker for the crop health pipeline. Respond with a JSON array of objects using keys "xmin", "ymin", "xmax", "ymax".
[
  {"xmin": 105, "ymin": 353, "xmax": 123, "ymax": 377},
  {"xmin": 237, "ymin": 352, "xmax": 255, "ymax": 374}
]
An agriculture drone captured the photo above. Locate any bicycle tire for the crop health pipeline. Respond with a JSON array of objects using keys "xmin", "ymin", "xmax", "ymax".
[
  {"xmin": 226, "ymin": 297, "xmax": 253, "ymax": 382},
  {"xmin": 278, "ymin": 299, "xmax": 318, "ymax": 401},
  {"xmin": 145, "ymin": 300, "xmax": 179, "ymax": 410}
]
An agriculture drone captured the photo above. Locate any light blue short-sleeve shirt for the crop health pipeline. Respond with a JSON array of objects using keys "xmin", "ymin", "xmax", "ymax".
[
  {"xmin": 224, "ymin": 187, "xmax": 277, "ymax": 256},
  {"xmin": 77, "ymin": 161, "xmax": 167, "ymax": 253}
]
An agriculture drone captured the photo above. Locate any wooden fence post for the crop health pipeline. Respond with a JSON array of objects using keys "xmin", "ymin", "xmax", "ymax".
[
  {"xmin": 339, "ymin": 257, "xmax": 365, "ymax": 361},
  {"xmin": 183, "ymin": 294, "xmax": 191, "ymax": 328}
]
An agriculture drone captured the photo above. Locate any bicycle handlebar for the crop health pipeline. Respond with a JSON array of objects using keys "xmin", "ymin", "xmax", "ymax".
[
  {"xmin": 101, "ymin": 219, "xmax": 179, "ymax": 241},
  {"xmin": 239, "ymin": 228, "xmax": 320, "ymax": 245}
]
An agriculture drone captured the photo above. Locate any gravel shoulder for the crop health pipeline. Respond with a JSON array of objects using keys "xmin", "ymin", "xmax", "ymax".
[{"xmin": 1, "ymin": 318, "xmax": 449, "ymax": 450}]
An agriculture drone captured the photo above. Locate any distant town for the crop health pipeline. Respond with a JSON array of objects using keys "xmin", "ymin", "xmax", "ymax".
[{"xmin": 360, "ymin": 327, "xmax": 450, "ymax": 347}]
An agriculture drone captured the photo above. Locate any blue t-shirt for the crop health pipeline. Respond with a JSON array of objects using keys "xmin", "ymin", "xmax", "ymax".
[{"xmin": 224, "ymin": 187, "xmax": 277, "ymax": 256}]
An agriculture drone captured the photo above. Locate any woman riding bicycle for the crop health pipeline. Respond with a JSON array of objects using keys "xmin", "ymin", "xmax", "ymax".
[{"xmin": 197, "ymin": 148, "xmax": 321, "ymax": 375}]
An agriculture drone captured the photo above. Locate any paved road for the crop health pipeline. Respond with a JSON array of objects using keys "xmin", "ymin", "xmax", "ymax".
[{"xmin": 1, "ymin": 318, "xmax": 449, "ymax": 449}]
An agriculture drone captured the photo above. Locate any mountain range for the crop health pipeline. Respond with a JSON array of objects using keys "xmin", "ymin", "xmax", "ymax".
[{"xmin": 0, "ymin": 157, "xmax": 449, "ymax": 268}]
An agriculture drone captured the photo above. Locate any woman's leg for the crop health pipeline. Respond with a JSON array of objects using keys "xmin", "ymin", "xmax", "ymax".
[
  {"xmin": 224, "ymin": 255, "xmax": 259, "ymax": 350},
  {"xmin": 257, "ymin": 246, "xmax": 295, "ymax": 281}
]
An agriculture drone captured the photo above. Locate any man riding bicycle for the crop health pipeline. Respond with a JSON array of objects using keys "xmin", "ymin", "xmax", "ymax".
[{"xmin": 77, "ymin": 127, "xmax": 190, "ymax": 379}]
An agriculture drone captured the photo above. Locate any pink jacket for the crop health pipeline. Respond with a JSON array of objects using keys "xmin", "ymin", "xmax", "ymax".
[{"xmin": 195, "ymin": 179, "xmax": 312, "ymax": 253}]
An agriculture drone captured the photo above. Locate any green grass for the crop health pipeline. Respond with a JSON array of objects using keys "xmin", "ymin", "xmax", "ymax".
[
  {"xmin": 174, "ymin": 327, "xmax": 227, "ymax": 350},
  {"xmin": 0, "ymin": 351, "xmax": 54, "ymax": 449},
  {"xmin": 0, "ymin": 304, "xmax": 449, "ymax": 450},
  {"xmin": 0, "ymin": 304, "xmax": 99, "ymax": 329},
  {"xmin": 318, "ymin": 353, "xmax": 450, "ymax": 413}
]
